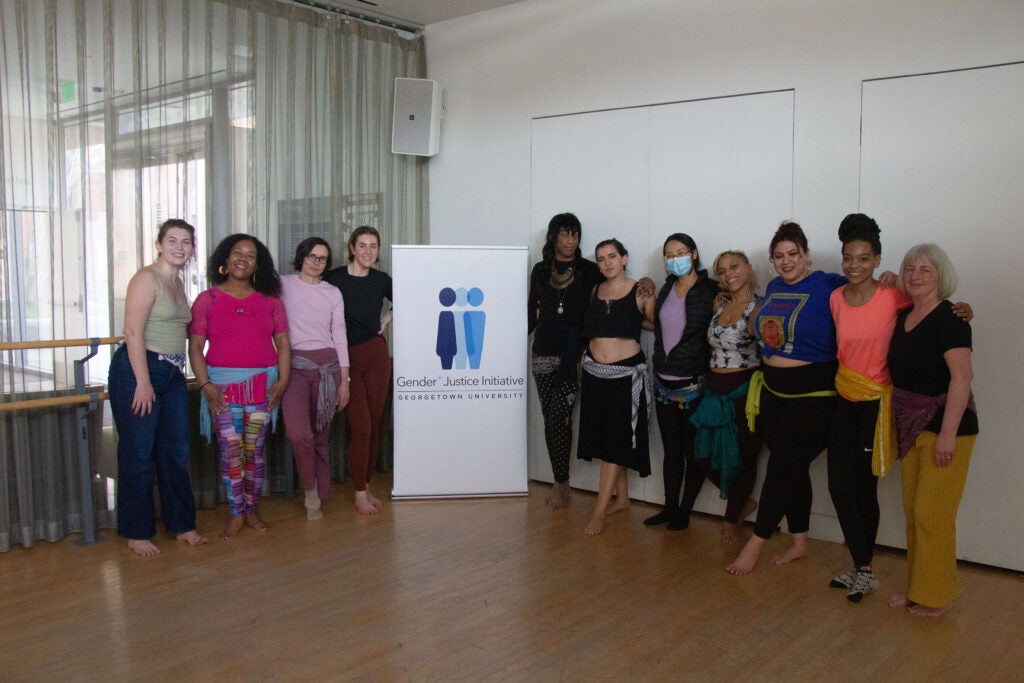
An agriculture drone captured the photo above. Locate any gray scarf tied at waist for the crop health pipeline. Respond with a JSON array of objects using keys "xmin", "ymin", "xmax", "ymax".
[
  {"xmin": 581, "ymin": 351, "xmax": 650, "ymax": 447},
  {"xmin": 291, "ymin": 355, "xmax": 341, "ymax": 432}
]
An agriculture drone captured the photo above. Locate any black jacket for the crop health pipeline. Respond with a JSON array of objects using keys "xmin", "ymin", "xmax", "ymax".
[{"xmin": 652, "ymin": 270, "xmax": 719, "ymax": 378}]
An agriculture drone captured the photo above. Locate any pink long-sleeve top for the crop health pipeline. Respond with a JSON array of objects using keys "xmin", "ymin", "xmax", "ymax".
[{"xmin": 279, "ymin": 274, "xmax": 349, "ymax": 367}]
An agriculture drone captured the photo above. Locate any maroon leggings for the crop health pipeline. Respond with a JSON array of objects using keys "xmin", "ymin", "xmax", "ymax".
[
  {"xmin": 346, "ymin": 336, "xmax": 391, "ymax": 491},
  {"xmin": 281, "ymin": 348, "xmax": 341, "ymax": 500}
]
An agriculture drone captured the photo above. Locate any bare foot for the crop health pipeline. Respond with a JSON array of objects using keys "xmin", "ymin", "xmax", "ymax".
[
  {"xmin": 176, "ymin": 530, "xmax": 209, "ymax": 546},
  {"xmin": 245, "ymin": 513, "xmax": 270, "ymax": 532},
  {"xmin": 721, "ymin": 521, "xmax": 742, "ymax": 544},
  {"xmin": 221, "ymin": 515, "xmax": 244, "ymax": 540},
  {"xmin": 888, "ymin": 593, "xmax": 913, "ymax": 608},
  {"xmin": 584, "ymin": 513, "xmax": 605, "ymax": 536},
  {"xmin": 909, "ymin": 603, "xmax": 951, "ymax": 617},
  {"xmin": 354, "ymin": 490, "xmax": 379, "ymax": 516},
  {"xmin": 127, "ymin": 539, "xmax": 161, "ymax": 556},
  {"xmin": 726, "ymin": 536, "xmax": 765, "ymax": 575},
  {"xmin": 366, "ymin": 490, "xmax": 383, "ymax": 510},
  {"xmin": 546, "ymin": 482, "xmax": 571, "ymax": 510},
  {"xmin": 606, "ymin": 497, "xmax": 630, "ymax": 515},
  {"xmin": 772, "ymin": 534, "xmax": 809, "ymax": 565}
]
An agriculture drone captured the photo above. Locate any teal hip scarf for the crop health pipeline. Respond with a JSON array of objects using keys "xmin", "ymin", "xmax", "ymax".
[
  {"xmin": 689, "ymin": 379, "xmax": 750, "ymax": 499},
  {"xmin": 199, "ymin": 365, "xmax": 280, "ymax": 442}
]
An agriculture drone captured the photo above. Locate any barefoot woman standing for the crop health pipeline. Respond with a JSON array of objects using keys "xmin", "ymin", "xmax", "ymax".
[
  {"xmin": 727, "ymin": 222, "xmax": 843, "ymax": 574},
  {"xmin": 577, "ymin": 239, "xmax": 655, "ymax": 535},
  {"xmin": 189, "ymin": 234, "xmax": 290, "ymax": 539},
  {"xmin": 325, "ymin": 226, "xmax": 393, "ymax": 516},
  {"xmin": 109, "ymin": 219, "xmax": 208, "ymax": 555}
]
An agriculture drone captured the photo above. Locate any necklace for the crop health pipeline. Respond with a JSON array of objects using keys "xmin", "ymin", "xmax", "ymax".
[{"xmin": 549, "ymin": 262, "xmax": 575, "ymax": 315}]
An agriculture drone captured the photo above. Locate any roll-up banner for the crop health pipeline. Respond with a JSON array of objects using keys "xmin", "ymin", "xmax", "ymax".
[{"xmin": 391, "ymin": 245, "xmax": 529, "ymax": 498}]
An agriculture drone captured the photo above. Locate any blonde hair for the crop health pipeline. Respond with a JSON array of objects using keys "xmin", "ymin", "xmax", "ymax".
[
  {"xmin": 713, "ymin": 249, "xmax": 758, "ymax": 293},
  {"xmin": 898, "ymin": 243, "xmax": 958, "ymax": 300}
]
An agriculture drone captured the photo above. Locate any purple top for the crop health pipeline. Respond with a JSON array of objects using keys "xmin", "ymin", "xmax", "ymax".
[{"xmin": 657, "ymin": 286, "xmax": 687, "ymax": 380}]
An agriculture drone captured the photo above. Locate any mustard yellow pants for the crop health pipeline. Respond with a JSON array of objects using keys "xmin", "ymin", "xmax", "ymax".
[{"xmin": 901, "ymin": 431, "xmax": 976, "ymax": 608}]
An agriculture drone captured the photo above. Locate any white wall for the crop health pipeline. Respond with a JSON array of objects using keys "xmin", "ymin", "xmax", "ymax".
[{"xmin": 422, "ymin": 0, "xmax": 1024, "ymax": 569}]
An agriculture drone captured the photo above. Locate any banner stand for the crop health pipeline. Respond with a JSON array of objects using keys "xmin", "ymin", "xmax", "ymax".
[{"xmin": 391, "ymin": 245, "xmax": 529, "ymax": 500}]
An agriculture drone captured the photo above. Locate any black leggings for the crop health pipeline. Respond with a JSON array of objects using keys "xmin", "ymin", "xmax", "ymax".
[
  {"xmin": 753, "ymin": 362, "xmax": 836, "ymax": 539},
  {"xmin": 655, "ymin": 397, "xmax": 702, "ymax": 519},
  {"xmin": 827, "ymin": 396, "xmax": 880, "ymax": 567}
]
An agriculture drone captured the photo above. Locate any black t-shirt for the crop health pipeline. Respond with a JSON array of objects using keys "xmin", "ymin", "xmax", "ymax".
[
  {"xmin": 324, "ymin": 267, "xmax": 392, "ymax": 347},
  {"xmin": 887, "ymin": 300, "xmax": 978, "ymax": 435}
]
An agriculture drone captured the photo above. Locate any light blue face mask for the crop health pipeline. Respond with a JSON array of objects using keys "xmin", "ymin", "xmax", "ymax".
[{"xmin": 665, "ymin": 255, "xmax": 692, "ymax": 277}]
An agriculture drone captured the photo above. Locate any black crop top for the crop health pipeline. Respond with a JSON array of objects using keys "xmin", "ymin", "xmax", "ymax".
[{"xmin": 582, "ymin": 282, "xmax": 643, "ymax": 342}]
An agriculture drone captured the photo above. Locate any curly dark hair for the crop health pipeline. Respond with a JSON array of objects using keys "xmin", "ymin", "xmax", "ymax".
[
  {"xmin": 207, "ymin": 233, "xmax": 282, "ymax": 297},
  {"xmin": 837, "ymin": 213, "xmax": 882, "ymax": 255},
  {"xmin": 292, "ymin": 236, "xmax": 333, "ymax": 273},
  {"xmin": 769, "ymin": 220, "xmax": 809, "ymax": 256},
  {"xmin": 541, "ymin": 213, "xmax": 583, "ymax": 263}
]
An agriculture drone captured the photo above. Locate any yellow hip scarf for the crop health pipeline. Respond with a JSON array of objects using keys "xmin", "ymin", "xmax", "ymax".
[
  {"xmin": 744, "ymin": 369, "xmax": 838, "ymax": 432},
  {"xmin": 834, "ymin": 364, "xmax": 896, "ymax": 477}
]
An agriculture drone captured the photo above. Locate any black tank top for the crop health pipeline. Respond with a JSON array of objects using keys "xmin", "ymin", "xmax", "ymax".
[{"xmin": 582, "ymin": 282, "xmax": 643, "ymax": 342}]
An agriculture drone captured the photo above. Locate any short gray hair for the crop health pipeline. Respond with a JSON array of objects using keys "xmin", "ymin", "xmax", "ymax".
[{"xmin": 899, "ymin": 243, "xmax": 958, "ymax": 300}]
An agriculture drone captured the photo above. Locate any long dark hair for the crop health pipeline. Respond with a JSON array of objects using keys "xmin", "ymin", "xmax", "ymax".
[
  {"xmin": 207, "ymin": 233, "xmax": 282, "ymax": 297},
  {"xmin": 541, "ymin": 213, "xmax": 582, "ymax": 263}
]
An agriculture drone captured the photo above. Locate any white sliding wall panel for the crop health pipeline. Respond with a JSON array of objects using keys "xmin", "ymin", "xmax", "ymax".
[
  {"xmin": 649, "ymin": 91, "xmax": 795, "ymax": 278},
  {"xmin": 530, "ymin": 107, "xmax": 652, "ymax": 498},
  {"xmin": 861, "ymin": 63, "xmax": 1024, "ymax": 570},
  {"xmin": 648, "ymin": 91, "xmax": 795, "ymax": 519},
  {"xmin": 529, "ymin": 92, "xmax": 795, "ymax": 517}
]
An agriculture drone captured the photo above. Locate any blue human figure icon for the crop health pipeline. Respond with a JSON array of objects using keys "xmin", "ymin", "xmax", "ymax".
[
  {"xmin": 436, "ymin": 287, "xmax": 458, "ymax": 370},
  {"xmin": 463, "ymin": 287, "xmax": 486, "ymax": 370},
  {"xmin": 453, "ymin": 288, "xmax": 470, "ymax": 370}
]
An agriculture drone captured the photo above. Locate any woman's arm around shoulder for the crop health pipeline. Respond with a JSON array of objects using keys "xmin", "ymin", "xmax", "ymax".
[{"xmin": 637, "ymin": 284, "xmax": 656, "ymax": 328}]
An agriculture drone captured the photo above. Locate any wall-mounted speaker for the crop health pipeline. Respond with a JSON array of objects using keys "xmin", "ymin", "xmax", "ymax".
[{"xmin": 392, "ymin": 78, "xmax": 442, "ymax": 157}]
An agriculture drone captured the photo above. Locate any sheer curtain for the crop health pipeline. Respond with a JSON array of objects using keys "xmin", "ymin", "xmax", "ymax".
[{"xmin": 0, "ymin": 0, "xmax": 428, "ymax": 551}]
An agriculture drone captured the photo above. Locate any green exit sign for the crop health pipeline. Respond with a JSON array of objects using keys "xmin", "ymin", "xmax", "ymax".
[{"xmin": 59, "ymin": 81, "xmax": 75, "ymax": 104}]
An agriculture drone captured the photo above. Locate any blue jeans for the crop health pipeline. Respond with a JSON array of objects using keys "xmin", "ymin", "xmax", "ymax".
[{"xmin": 108, "ymin": 345, "xmax": 197, "ymax": 539}]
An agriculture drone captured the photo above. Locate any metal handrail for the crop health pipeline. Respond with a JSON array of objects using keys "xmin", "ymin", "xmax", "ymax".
[
  {"xmin": 0, "ymin": 337, "xmax": 123, "ymax": 412},
  {"xmin": 0, "ymin": 336, "xmax": 125, "ymax": 547},
  {"xmin": 0, "ymin": 336, "xmax": 123, "ymax": 351}
]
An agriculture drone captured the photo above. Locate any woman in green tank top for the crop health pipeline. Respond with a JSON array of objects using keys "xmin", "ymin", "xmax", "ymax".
[{"xmin": 107, "ymin": 219, "xmax": 208, "ymax": 556}]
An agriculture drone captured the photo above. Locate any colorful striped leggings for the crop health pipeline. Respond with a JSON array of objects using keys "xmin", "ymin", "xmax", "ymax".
[{"xmin": 215, "ymin": 400, "xmax": 271, "ymax": 516}]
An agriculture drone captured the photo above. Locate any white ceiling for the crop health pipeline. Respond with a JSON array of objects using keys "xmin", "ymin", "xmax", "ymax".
[{"xmin": 299, "ymin": 0, "xmax": 528, "ymax": 29}]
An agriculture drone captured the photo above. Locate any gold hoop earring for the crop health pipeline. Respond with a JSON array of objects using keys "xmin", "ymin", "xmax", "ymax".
[
  {"xmin": 218, "ymin": 265, "xmax": 228, "ymax": 275},
  {"xmin": 250, "ymin": 273, "xmax": 257, "ymax": 286}
]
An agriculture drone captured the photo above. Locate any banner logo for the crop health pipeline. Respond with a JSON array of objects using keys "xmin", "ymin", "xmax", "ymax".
[{"xmin": 436, "ymin": 286, "xmax": 486, "ymax": 370}]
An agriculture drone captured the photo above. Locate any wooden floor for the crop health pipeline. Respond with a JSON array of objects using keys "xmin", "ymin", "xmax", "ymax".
[{"xmin": 2, "ymin": 477, "xmax": 1022, "ymax": 682}]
